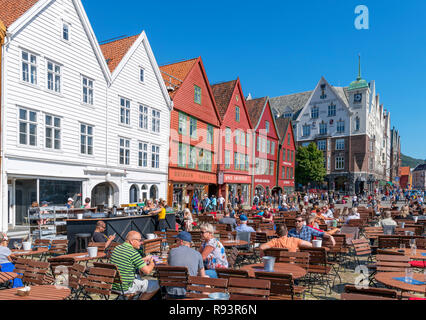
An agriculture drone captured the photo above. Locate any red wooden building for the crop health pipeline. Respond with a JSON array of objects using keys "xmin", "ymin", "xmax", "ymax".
[
  {"xmin": 246, "ymin": 97, "xmax": 280, "ymax": 201},
  {"xmin": 276, "ymin": 118, "xmax": 296, "ymax": 193},
  {"xmin": 211, "ymin": 79, "xmax": 254, "ymax": 207},
  {"xmin": 160, "ymin": 57, "xmax": 221, "ymax": 210}
]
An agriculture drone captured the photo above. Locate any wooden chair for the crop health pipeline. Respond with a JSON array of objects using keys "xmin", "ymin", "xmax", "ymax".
[
  {"xmin": 269, "ymin": 251, "xmax": 310, "ymax": 270},
  {"xmin": 80, "ymin": 266, "xmax": 117, "ymax": 300},
  {"xmin": 254, "ymin": 271, "xmax": 305, "ymax": 300},
  {"xmin": 376, "ymin": 254, "xmax": 411, "ymax": 273},
  {"xmin": 33, "ymin": 239, "xmax": 51, "ymax": 260},
  {"xmin": 340, "ymin": 226, "xmax": 359, "ymax": 244},
  {"xmin": 188, "ymin": 231, "xmax": 202, "ymax": 247},
  {"xmin": 227, "ymin": 247, "xmax": 240, "ymax": 268},
  {"xmin": 186, "ymin": 276, "xmax": 228, "ymax": 299},
  {"xmin": 105, "ymin": 242, "xmax": 121, "ymax": 261},
  {"xmin": 198, "ymin": 215, "xmax": 215, "ymax": 224},
  {"xmin": 351, "ymin": 238, "xmax": 374, "ymax": 268},
  {"xmin": 67, "ymin": 263, "xmax": 86, "ymax": 300},
  {"xmin": 227, "ymin": 277, "xmax": 270, "ymax": 300},
  {"xmin": 343, "ymin": 285, "xmax": 398, "ymax": 299},
  {"xmin": 378, "ymin": 236, "xmax": 400, "ymax": 249},
  {"xmin": 88, "ymin": 242, "xmax": 107, "ymax": 253},
  {"xmin": 47, "ymin": 257, "xmax": 75, "ymax": 276},
  {"xmin": 155, "ymin": 265, "xmax": 189, "ymax": 300},
  {"xmin": 216, "ymin": 268, "xmax": 249, "ymax": 279},
  {"xmin": 12, "ymin": 257, "xmax": 30, "ymax": 279},
  {"xmin": 215, "ymin": 224, "xmax": 230, "ymax": 233},
  {"xmin": 324, "ymin": 234, "xmax": 349, "ymax": 271},
  {"xmin": 263, "ymin": 248, "xmax": 289, "ymax": 262},
  {"xmin": 165, "ymin": 231, "xmax": 179, "ymax": 247},
  {"xmin": 22, "ymin": 260, "xmax": 54, "ymax": 285},
  {"xmin": 142, "ymin": 238, "xmax": 162, "ymax": 255},
  {"xmin": 49, "ymin": 240, "xmax": 68, "ymax": 256},
  {"xmin": 92, "ymin": 262, "xmax": 159, "ymax": 300}
]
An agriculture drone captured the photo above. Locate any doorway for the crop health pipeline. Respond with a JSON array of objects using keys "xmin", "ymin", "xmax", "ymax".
[{"xmin": 15, "ymin": 180, "xmax": 37, "ymax": 226}]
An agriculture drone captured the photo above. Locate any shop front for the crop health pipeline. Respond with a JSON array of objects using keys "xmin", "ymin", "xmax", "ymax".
[
  {"xmin": 219, "ymin": 173, "xmax": 252, "ymax": 208},
  {"xmin": 167, "ymin": 168, "xmax": 217, "ymax": 211},
  {"xmin": 253, "ymin": 178, "xmax": 275, "ymax": 203},
  {"xmin": 282, "ymin": 179, "xmax": 295, "ymax": 194}
]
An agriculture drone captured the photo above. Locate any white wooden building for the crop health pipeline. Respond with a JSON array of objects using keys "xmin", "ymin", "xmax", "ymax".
[{"xmin": 0, "ymin": 0, "xmax": 172, "ymax": 232}]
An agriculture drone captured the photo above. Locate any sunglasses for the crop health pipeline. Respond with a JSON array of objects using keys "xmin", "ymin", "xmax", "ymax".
[{"xmin": 296, "ymin": 220, "xmax": 303, "ymax": 223}]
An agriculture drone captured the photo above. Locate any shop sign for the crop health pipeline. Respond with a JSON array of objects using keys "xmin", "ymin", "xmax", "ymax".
[
  {"xmin": 224, "ymin": 174, "xmax": 251, "ymax": 184},
  {"xmin": 255, "ymin": 179, "xmax": 271, "ymax": 184},
  {"xmin": 169, "ymin": 168, "xmax": 217, "ymax": 184}
]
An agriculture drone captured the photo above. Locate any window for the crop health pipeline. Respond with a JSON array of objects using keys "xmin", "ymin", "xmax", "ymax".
[
  {"xmin": 302, "ymin": 142, "xmax": 310, "ymax": 147},
  {"xmin": 287, "ymin": 134, "xmax": 291, "ymax": 146},
  {"xmin": 269, "ymin": 161, "xmax": 274, "ymax": 176},
  {"xmin": 45, "ymin": 115, "xmax": 61, "ymax": 150},
  {"xmin": 198, "ymin": 149, "xmax": 205, "ymax": 171},
  {"xmin": 225, "ymin": 150, "xmax": 231, "ymax": 169},
  {"xmin": 224, "ymin": 127, "xmax": 231, "ymax": 144},
  {"xmin": 207, "ymin": 125, "xmax": 213, "ymax": 144},
  {"xmin": 62, "ymin": 22, "xmax": 70, "ymax": 41},
  {"xmin": 138, "ymin": 142, "xmax": 148, "ymax": 167},
  {"xmin": 152, "ymin": 109, "xmax": 160, "ymax": 133},
  {"xmin": 337, "ymin": 120, "xmax": 345, "ymax": 133},
  {"xmin": 139, "ymin": 68, "xmax": 145, "ymax": 83},
  {"xmin": 235, "ymin": 130, "xmax": 240, "ymax": 145},
  {"xmin": 369, "ymin": 157, "xmax": 374, "ymax": 170},
  {"xmin": 240, "ymin": 153, "xmax": 245, "ymax": 170},
  {"xmin": 256, "ymin": 136, "xmax": 260, "ymax": 152},
  {"xmin": 369, "ymin": 141, "xmax": 374, "ymax": 152},
  {"xmin": 302, "ymin": 125, "xmax": 311, "ymax": 137},
  {"xmin": 262, "ymin": 138, "xmax": 267, "ymax": 154},
  {"xmin": 190, "ymin": 117, "xmax": 197, "ymax": 139},
  {"xmin": 234, "ymin": 152, "xmax": 239, "ymax": 170},
  {"xmin": 319, "ymin": 122, "xmax": 327, "ymax": 135},
  {"xmin": 241, "ymin": 131, "xmax": 245, "ymax": 147},
  {"xmin": 283, "ymin": 149, "xmax": 287, "ymax": 161},
  {"xmin": 120, "ymin": 98, "xmax": 130, "ymax": 125},
  {"xmin": 119, "ymin": 138, "xmax": 130, "ymax": 165},
  {"xmin": 19, "ymin": 108, "xmax": 37, "ymax": 146},
  {"xmin": 311, "ymin": 106, "xmax": 319, "ymax": 119},
  {"xmin": 284, "ymin": 112, "xmax": 293, "ymax": 118},
  {"xmin": 336, "ymin": 139, "xmax": 345, "ymax": 150},
  {"xmin": 282, "ymin": 167, "xmax": 286, "ymax": 179},
  {"xmin": 355, "ymin": 117, "xmax": 360, "ymax": 131},
  {"xmin": 235, "ymin": 106, "xmax": 240, "ymax": 122},
  {"xmin": 245, "ymin": 155, "xmax": 249, "ymax": 171},
  {"xmin": 335, "ymin": 156, "xmax": 344, "ymax": 170},
  {"xmin": 204, "ymin": 151, "xmax": 212, "ymax": 172},
  {"xmin": 178, "ymin": 113, "xmax": 187, "ymax": 135},
  {"xmin": 188, "ymin": 146, "xmax": 196, "ymax": 169},
  {"xmin": 178, "ymin": 143, "xmax": 187, "ymax": 167},
  {"xmin": 22, "ymin": 51, "xmax": 37, "ymax": 84},
  {"xmin": 80, "ymin": 124, "xmax": 93, "ymax": 155},
  {"xmin": 271, "ymin": 142, "xmax": 275, "ymax": 156},
  {"xmin": 317, "ymin": 140, "xmax": 326, "ymax": 151},
  {"xmin": 194, "ymin": 85, "xmax": 201, "ymax": 104},
  {"xmin": 139, "ymin": 105, "xmax": 148, "ymax": 130},
  {"xmin": 267, "ymin": 140, "xmax": 270, "ymax": 154},
  {"xmin": 328, "ymin": 104, "xmax": 336, "ymax": 117},
  {"xmin": 47, "ymin": 61, "xmax": 61, "ymax": 93},
  {"xmin": 151, "ymin": 145, "xmax": 160, "ymax": 169},
  {"xmin": 246, "ymin": 132, "xmax": 250, "ymax": 147},
  {"xmin": 82, "ymin": 77, "xmax": 94, "ymax": 105},
  {"xmin": 265, "ymin": 121, "xmax": 270, "ymax": 133}
]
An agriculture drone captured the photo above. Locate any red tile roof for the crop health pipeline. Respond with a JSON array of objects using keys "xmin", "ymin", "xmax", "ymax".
[
  {"xmin": 211, "ymin": 80, "xmax": 237, "ymax": 121},
  {"xmin": 159, "ymin": 58, "xmax": 198, "ymax": 98},
  {"xmin": 0, "ymin": 0, "xmax": 39, "ymax": 28},
  {"xmin": 100, "ymin": 35, "xmax": 139, "ymax": 73},
  {"xmin": 246, "ymin": 97, "xmax": 267, "ymax": 128}
]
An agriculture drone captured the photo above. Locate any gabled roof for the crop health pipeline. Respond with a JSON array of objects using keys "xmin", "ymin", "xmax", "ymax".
[
  {"xmin": 211, "ymin": 80, "xmax": 238, "ymax": 120},
  {"xmin": 0, "ymin": 0, "xmax": 39, "ymax": 28},
  {"xmin": 413, "ymin": 164, "xmax": 426, "ymax": 172},
  {"xmin": 270, "ymin": 91, "xmax": 312, "ymax": 119},
  {"xmin": 246, "ymin": 97, "xmax": 268, "ymax": 128},
  {"xmin": 275, "ymin": 117, "xmax": 292, "ymax": 143},
  {"xmin": 159, "ymin": 58, "xmax": 198, "ymax": 99},
  {"xmin": 100, "ymin": 35, "xmax": 139, "ymax": 73}
]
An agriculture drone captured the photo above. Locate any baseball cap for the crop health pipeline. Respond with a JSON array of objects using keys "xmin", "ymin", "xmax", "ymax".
[
  {"xmin": 239, "ymin": 214, "xmax": 248, "ymax": 221},
  {"xmin": 175, "ymin": 231, "xmax": 192, "ymax": 242},
  {"xmin": 68, "ymin": 198, "xmax": 74, "ymax": 202},
  {"xmin": 41, "ymin": 201, "xmax": 49, "ymax": 206}
]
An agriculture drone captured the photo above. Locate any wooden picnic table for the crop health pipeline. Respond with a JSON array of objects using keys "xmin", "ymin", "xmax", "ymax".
[
  {"xmin": 375, "ymin": 272, "xmax": 426, "ymax": 295},
  {"xmin": 381, "ymin": 248, "xmax": 426, "ymax": 260},
  {"xmin": 49, "ymin": 251, "xmax": 106, "ymax": 262},
  {"xmin": 0, "ymin": 285, "xmax": 70, "ymax": 300},
  {"xmin": 241, "ymin": 262, "xmax": 307, "ymax": 279},
  {"xmin": 221, "ymin": 240, "xmax": 248, "ymax": 247},
  {"xmin": 11, "ymin": 248, "xmax": 49, "ymax": 257},
  {"xmin": 0, "ymin": 272, "xmax": 18, "ymax": 284}
]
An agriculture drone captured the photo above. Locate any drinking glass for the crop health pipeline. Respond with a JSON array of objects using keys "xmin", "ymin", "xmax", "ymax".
[
  {"xmin": 16, "ymin": 242, "xmax": 22, "ymax": 250},
  {"xmin": 405, "ymin": 268, "xmax": 413, "ymax": 283},
  {"xmin": 400, "ymin": 243, "xmax": 406, "ymax": 250}
]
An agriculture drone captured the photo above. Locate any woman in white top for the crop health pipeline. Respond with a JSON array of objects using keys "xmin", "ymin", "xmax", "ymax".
[{"xmin": 183, "ymin": 208, "xmax": 194, "ymax": 231}]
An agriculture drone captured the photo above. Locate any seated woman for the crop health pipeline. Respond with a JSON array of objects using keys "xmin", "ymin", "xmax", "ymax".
[
  {"xmin": 183, "ymin": 208, "xmax": 194, "ymax": 231},
  {"xmin": 0, "ymin": 233, "xmax": 23, "ymax": 288},
  {"xmin": 199, "ymin": 223, "xmax": 228, "ymax": 278}
]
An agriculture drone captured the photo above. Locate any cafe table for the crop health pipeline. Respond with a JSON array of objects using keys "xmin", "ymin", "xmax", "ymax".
[
  {"xmin": 375, "ymin": 272, "xmax": 426, "ymax": 295},
  {"xmin": 11, "ymin": 247, "xmax": 49, "ymax": 257},
  {"xmin": 241, "ymin": 262, "xmax": 307, "ymax": 279},
  {"xmin": 383, "ymin": 248, "xmax": 426, "ymax": 260},
  {"xmin": 0, "ymin": 285, "xmax": 71, "ymax": 300},
  {"xmin": 221, "ymin": 240, "xmax": 248, "ymax": 248},
  {"xmin": 49, "ymin": 251, "xmax": 106, "ymax": 263}
]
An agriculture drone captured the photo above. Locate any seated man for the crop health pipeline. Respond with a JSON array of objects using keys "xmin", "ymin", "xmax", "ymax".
[
  {"xmin": 288, "ymin": 215, "xmax": 336, "ymax": 246},
  {"xmin": 110, "ymin": 231, "xmax": 159, "ymax": 296},
  {"xmin": 218, "ymin": 209, "xmax": 237, "ymax": 231},
  {"xmin": 167, "ymin": 231, "xmax": 206, "ymax": 298},
  {"xmin": 235, "ymin": 214, "xmax": 255, "ymax": 233},
  {"xmin": 259, "ymin": 225, "xmax": 313, "ymax": 253},
  {"xmin": 344, "ymin": 208, "xmax": 361, "ymax": 225},
  {"xmin": 379, "ymin": 211, "xmax": 397, "ymax": 227},
  {"xmin": 92, "ymin": 221, "xmax": 116, "ymax": 249}
]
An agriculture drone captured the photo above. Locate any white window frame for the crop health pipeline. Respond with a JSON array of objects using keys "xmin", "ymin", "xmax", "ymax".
[
  {"xmin": 189, "ymin": 117, "xmax": 197, "ymax": 139},
  {"xmin": 178, "ymin": 113, "xmax": 187, "ymax": 135},
  {"xmin": 319, "ymin": 122, "xmax": 327, "ymax": 135},
  {"xmin": 317, "ymin": 140, "xmax": 326, "ymax": 151},
  {"xmin": 302, "ymin": 125, "xmax": 311, "ymax": 137},
  {"xmin": 80, "ymin": 123, "xmax": 94, "ymax": 155},
  {"xmin": 311, "ymin": 106, "xmax": 319, "ymax": 119},
  {"xmin": 336, "ymin": 139, "xmax": 345, "ymax": 151},
  {"xmin": 18, "ymin": 107, "xmax": 38, "ymax": 147},
  {"xmin": 178, "ymin": 143, "xmax": 187, "ymax": 167},
  {"xmin": 235, "ymin": 106, "xmax": 240, "ymax": 122},
  {"xmin": 45, "ymin": 114, "xmax": 61, "ymax": 150},
  {"xmin": 139, "ymin": 105, "xmax": 149, "ymax": 130},
  {"xmin": 139, "ymin": 67, "xmax": 145, "ymax": 84},
  {"xmin": 21, "ymin": 50, "xmax": 38, "ymax": 85},
  {"xmin": 225, "ymin": 128, "xmax": 231, "ymax": 144},
  {"xmin": 265, "ymin": 121, "xmax": 270, "ymax": 133},
  {"xmin": 151, "ymin": 109, "xmax": 160, "ymax": 133},
  {"xmin": 138, "ymin": 142, "xmax": 148, "ymax": 168},
  {"xmin": 207, "ymin": 125, "xmax": 213, "ymax": 145},
  {"xmin": 328, "ymin": 104, "xmax": 336, "ymax": 117},
  {"xmin": 120, "ymin": 97, "xmax": 131, "ymax": 126},
  {"xmin": 151, "ymin": 145, "xmax": 160, "ymax": 169},
  {"xmin": 82, "ymin": 76, "xmax": 94, "ymax": 105},
  {"xmin": 119, "ymin": 138, "xmax": 131, "ymax": 165},
  {"xmin": 61, "ymin": 21, "xmax": 71, "ymax": 42},
  {"xmin": 335, "ymin": 156, "xmax": 345, "ymax": 170},
  {"xmin": 46, "ymin": 60, "xmax": 61, "ymax": 93},
  {"xmin": 337, "ymin": 120, "xmax": 345, "ymax": 133},
  {"xmin": 225, "ymin": 150, "xmax": 231, "ymax": 169}
]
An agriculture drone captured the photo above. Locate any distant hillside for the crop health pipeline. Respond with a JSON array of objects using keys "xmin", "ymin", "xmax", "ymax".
[{"xmin": 401, "ymin": 154, "xmax": 425, "ymax": 168}]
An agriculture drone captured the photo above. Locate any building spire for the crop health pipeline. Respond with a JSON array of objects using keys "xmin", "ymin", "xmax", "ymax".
[{"xmin": 357, "ymin": 54, "xmax": 362, "ymax": 81}]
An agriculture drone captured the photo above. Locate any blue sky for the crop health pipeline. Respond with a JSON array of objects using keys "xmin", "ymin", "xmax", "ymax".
[{"xmin": 82, "ymin": 0, "xmax": 426, "ymax": 159}]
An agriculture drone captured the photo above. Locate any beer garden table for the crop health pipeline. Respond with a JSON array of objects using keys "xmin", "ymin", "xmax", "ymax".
[
  {"xmin": 221, "ymin": 240, "xmax": 248, "ymax": 247},
  {"xmin": 382, "ymin": 248, "xmax": 426, "ymax": 260},
  {"xmin": 11, "ymin": 248, "xmax": 49, "ymax": 257},
  {"xmin": 375, "ymin": 272, "xmax": 426, "ymax": 295},
  {"xmin": 49, "ymin": 251, "xmax": 106, "ymax": 263},
  {"xmin": 241, "ymin": 262, "xmax": 307, "ymax": 279},
  {"xmin": 0, "ymin": 285, "xmax": 70, "ymax": 300}
]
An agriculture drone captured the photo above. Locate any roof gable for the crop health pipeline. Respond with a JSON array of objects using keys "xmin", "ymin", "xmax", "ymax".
[
  {"xmin": 246, "ymin": 97, "xmax": 267, "ymax": 128},
  {"xmin": 275, "ymin": 117, "xmax": 292, "ymax": 143},
  {"xmin": 160, "ymin": 58, "xmax": 198, "ymax": 99},
  {"xmin": 100, "ymin": 35, "xmax": 139, "ymax": 73},
  {"xmin": 211, "ymin": 80, "xmax": 237, "ymax": 120},
  {"xmin": 0, "ymin": 0, "xmax": 39, "ymax": 28}
]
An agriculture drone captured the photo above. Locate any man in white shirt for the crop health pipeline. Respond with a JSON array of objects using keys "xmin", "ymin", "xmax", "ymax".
[
  {"xmin": 321, "ymin": 205, "xmax": 334, "ymax": 220},
  {"xmin": 218, "ymin": 194, "xmax": 225, "ymax": 211}
]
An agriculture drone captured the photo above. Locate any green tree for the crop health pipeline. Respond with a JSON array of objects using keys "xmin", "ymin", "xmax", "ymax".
[{"xmin": 295, "ymin": 143, "xmax": 326, "ymax": 186}]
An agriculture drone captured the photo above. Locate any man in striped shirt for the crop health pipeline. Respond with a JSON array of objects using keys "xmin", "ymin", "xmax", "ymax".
[{"xmin": 110, "ymin": 231, "xmax": 159, "ymax": 295}]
